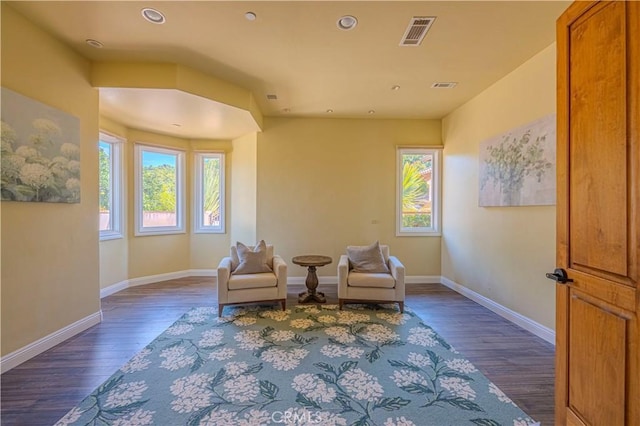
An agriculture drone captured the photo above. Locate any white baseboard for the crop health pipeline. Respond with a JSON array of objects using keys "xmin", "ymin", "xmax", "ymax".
[
  {"xmin": 100, "ymin": 280, "xmax": 128, "ymax": 298},
  {"xmin": 440, "ymin": 276, "xmax": 555, "ymax": 345},
  {"xmin": 405, "ymin": 275, "xmax": 441, "ymax": 284},
  {"xmin": 1, "ymin": 311, "xmax": 102, "ymax": 373},
  {"xmin": 189, "ymin": 269, "xmax": 216, "ymax": 277},
  {"xmin": 101, "ymin": 269, "xmax": 217, "ymax": 298}
]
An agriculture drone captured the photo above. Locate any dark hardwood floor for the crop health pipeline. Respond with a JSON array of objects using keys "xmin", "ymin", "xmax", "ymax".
[{"xmin": 1, "ymin": 278, "xmax": 555, "ymax": 425}]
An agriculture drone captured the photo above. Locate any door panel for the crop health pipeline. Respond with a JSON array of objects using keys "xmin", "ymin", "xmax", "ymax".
[
  {"xmin": 569, "ymin": 295, "xmax": 626, "ymax": 425},
  {"xmin": 556, "ymin": 1, "xmax": 639, "ymax": 425},
  {"xmin": 568, "ymin": 0, "xmax": 627, "ymax": 278}
]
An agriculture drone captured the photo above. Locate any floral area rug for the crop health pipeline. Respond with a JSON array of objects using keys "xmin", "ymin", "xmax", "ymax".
[{"xmin": 56, "ymin": 304, "xmax": 538, "ymax": 426}]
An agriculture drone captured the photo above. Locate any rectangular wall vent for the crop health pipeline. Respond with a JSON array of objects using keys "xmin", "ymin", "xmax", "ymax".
[
  {"xmin": 400, "ymin": 16, "xmax": 436, "ymax": 46},
  {"xmin": 266, "ymin": 94, "xmax": 278, "ymax": 100},
  {"xmin": 431, "ymin": 82, "xmax": 458, "ymax": 89}
]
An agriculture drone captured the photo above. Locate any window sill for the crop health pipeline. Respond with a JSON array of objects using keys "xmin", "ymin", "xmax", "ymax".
[
  {"xmin": 396, "ymin": 231, "xmax": 442, "ymax": 237},
  {"xmin": 100, "ymin": 232, "xmax": 123, "ymax": 241},
  {"xmin": 135, "ymin": 228, "xmax": 186, "ymax": 237}
]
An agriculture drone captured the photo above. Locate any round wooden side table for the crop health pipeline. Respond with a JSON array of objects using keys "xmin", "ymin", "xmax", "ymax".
[{"xmin": 292, "ymin": 255, "xmax": 332, "ymax": 303}]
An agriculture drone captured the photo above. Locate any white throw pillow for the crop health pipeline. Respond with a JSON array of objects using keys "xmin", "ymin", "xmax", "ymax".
[
  {"xmin": 347, "ymin": 241, "xmax": 390, "ymax": 273},
  {"xmin": 232, "ymin": 240, "xmax": 273, "ymax": 275}
]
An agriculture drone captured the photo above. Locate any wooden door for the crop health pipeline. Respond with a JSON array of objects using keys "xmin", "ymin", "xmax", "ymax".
[{"xmin": 555, "ymin": 1, "xmax": 639, "ymax": 425}]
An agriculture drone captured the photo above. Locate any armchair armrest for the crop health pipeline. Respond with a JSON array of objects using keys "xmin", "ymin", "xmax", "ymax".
[
  {"xmin": 338, "ymin": 255, "xmax": 349, "ymax": 298},
  {"xmin": 272, "ymin": 255, "xmax": 287, "ymax": 282},
  {"xmin": 272, "ymin": 255, "xmax": 288, "ymax": 299},
  {"xmin": 388, "ymin": 256, "xmax": 405, "ymax": 289},
  {"xmin": 217, "ymin": 257, "xmax": 232, "ymax": 301}
]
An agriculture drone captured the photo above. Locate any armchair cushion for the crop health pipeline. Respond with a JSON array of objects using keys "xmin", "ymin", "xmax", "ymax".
[
  {"xmin": 232, "ymin": 240, "xmax": 273, "ymax": 275},
  {"xmin": 348, "ymin": 272, "xmax": 395, "ymax": 288},
  {"xmin": 228, "ymin": 273, "xmax": 278, "ymax": 290},
  {"xmin": 347, "ymin": 241, "xmax": 390, "ymax": 273}
]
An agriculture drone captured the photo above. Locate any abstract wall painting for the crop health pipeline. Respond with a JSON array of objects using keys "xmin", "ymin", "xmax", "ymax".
[
  {"xmin": 479, "ymin": 114, "xmax": 556, "ymax": 207},
  {"xmin": 1, "ymin": 87, "xmax": 81, "ymax": 203}
]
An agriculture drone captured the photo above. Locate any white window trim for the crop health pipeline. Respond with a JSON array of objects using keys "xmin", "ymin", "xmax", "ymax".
[
  {"xmin": 194, "ymin": 152, "xmax": 225, "ymax": 234},
  {"xmin": 99, "ymin": 131, "xmax": 124, "ymax": 241},
  {"xmin": 134, "ymin": 144, "xmax": 186, "ymax": 236},
  {"xmin": 396, "ymin": 147, "xmax": 442, "ymax": 236}
]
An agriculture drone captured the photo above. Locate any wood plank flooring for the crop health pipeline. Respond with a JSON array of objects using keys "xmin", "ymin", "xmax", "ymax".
[{"xmin": 1, "ymin": 278, "xmax": 555, "ymax": 425}]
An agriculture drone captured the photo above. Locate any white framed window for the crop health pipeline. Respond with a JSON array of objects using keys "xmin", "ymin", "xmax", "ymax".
[
  {"xmin": 134, "ymin": 144, "xmax": 185, "ymax": 236},
  {"xmin": 99, "ymin": 132, "xmax": 123, "ymax": 240},
  {"xmin": 194, "ymin": 152, "xmax": 225, "ymax": 233},
  {"xmin": 396, "ymin": 147, "xmax": 441, "ymax": 236}
]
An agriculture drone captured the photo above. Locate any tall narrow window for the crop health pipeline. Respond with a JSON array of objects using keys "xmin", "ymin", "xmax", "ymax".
[
  {"xmin": 397, "ymin": 147, "xmax": 441, "ymax": 236},
  {"xmin": 194, "ymin": 153, "xmax": 225, "ymax": 233},
  {"xmin": 135, "ymin": 144, "xmax": 185, "ymax": 235},
  {"xmin": 99, "ymin": 132, "xmax": 123, "ymax": 240}
]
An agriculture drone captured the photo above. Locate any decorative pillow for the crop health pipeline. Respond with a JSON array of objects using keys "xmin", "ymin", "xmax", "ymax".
[
  {"xmin": 232, "ymin": 240, "xmax": 273, "ymax": 275},
  {"xmin": 347, "ymin": 241, "xmax": 390, "ymax": 273}
]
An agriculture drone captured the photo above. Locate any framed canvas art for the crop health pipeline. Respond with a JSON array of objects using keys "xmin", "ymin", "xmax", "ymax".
[
  {"xmin": 1, "ymin": 87, "xmax": 81, "ymax": 203},
  {"xmin": 479, "ymin": 114, "xmax": 556, "ymax": 207}
]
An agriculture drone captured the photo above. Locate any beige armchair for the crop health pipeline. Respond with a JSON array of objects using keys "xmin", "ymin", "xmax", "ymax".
[
  {"xmin": 216, "ymin": 241, "xmax": 287, "ymax": 315},
  {"xmin": 338, "ymin": 243, "xmax": 405, "ymax": 312}
]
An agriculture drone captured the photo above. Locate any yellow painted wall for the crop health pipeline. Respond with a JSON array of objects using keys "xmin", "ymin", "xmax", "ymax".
[
  {"xmin": 126, "ymin": 129, "xmax": 191, "ymax": 278},
  {"xmin": 230, "ymin": 133, "xmax": 258, "ymax": 246},
  {"xmin": 1, "ymin": 4, "xmax": 100, "ymax": 355},
  {"xmin": 441, "ymin": 43, "xmax": 557, "ymax": 329},
  {"xmin": 98, "ymin": 116, "xmax": 129, "ymax": 288},
  {"xmin": 97, "ymin": 120, "xmax": 232, "ymax": 286},
  {"xmin": 257, "ymin": 118, "xmax": 442, "ymax": 277}
]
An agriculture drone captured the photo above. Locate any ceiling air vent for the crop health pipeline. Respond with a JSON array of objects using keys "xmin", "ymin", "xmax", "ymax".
[
  {"xmin": 431, "ymin": 82, "xmax": 458, "ymax": 89},
  {"xmin": 399, "ymin": 16, "xmax": 435, "ymax": 47},
  {"xmin": 266, "ymin": 94, "xmax": 278, "ymax": 100}
]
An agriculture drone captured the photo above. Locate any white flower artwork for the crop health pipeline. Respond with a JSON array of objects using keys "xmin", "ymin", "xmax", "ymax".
[
  {"xmin": 1, "ymin": 88, "xmax": 81, "ymax": 203},
  {"xmin": 479, "ymin": 114, "xmax": 556, "ymax": 207}
]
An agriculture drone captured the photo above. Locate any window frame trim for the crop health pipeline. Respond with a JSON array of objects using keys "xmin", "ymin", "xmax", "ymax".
[
  {"xmin": 134, "ymin": 143, "xmax": 186, "ymax": 236},
  {"xmin": 99, "ymin": 131, "xmax": 124, "ymax": 241},
  {"xmin": 396, "ymin": 146, "xmax": 442, "ymax": 237},
  {"xmin": 193, "ymin": 152, "xmax": 226, "ymax": 234}
]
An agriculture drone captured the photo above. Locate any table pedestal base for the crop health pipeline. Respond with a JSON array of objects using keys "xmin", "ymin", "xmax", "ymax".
[
  {"xmin": 292, "ymin": 256, "xmax": 332, "ymax": 305},
  {"xmin": 298, "ymin": 290, "xmax": 326, "ymax": 304}
]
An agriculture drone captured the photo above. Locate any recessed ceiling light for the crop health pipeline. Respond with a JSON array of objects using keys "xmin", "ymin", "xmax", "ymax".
[
  {"xmin": 337, "ymin": 15, "xmax": 357, "ymax": 31},
  {"xmin": 368, "ymin": 110, "xmax": 375, "ymax": 115},
  {"xmin": 85, "ymin": 39, "xmax": 103, "ymax": 48},
  {"xmin": 141, "ymin": 8, "xmax": 166, "ymax": 24},
  {"xmin": 245, "ymin": 12, "xmax": 257, "ymax": 21},
  {"xmin": 391, "ymin": 85, "xmax": 401, "ymax": 91},
  {"xmin": 326, "ymin": 109, "xmax": 334, "ymax": 113}
]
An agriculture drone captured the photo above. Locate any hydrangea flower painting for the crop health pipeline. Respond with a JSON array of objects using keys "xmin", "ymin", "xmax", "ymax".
[
  {"xmin": 1, "ymin": 88, "xmax": 81, "ymax": 203},
  {"xmin": 479, "ymin": 114, "xmax": 555, "ymax": 207}
]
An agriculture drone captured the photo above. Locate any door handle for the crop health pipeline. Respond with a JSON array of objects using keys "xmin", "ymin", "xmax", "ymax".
[{"xmin": 545, "ymin": 268, "xmax": 574, "ymax": 284}]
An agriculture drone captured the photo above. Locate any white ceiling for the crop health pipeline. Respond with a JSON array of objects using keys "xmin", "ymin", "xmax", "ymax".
[{"xmin": 8, "ymin": 1, "xmax": 571, "ymax": 140}]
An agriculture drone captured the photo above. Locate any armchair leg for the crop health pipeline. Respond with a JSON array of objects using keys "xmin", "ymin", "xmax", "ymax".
[
  {"xmin": 218, "ymin": 304, "xmax": 224, "ymax": 316},
  {"xmin": 339, "ymin": 300, "xmax": 344, "ymax": 310},
  {"xmin": 280, "ymin": 299, "xmax": 286, "ymax": 311},
  {"xmin": 398, "ymin": 301, "xmax": 404, "ymax": 313}
]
